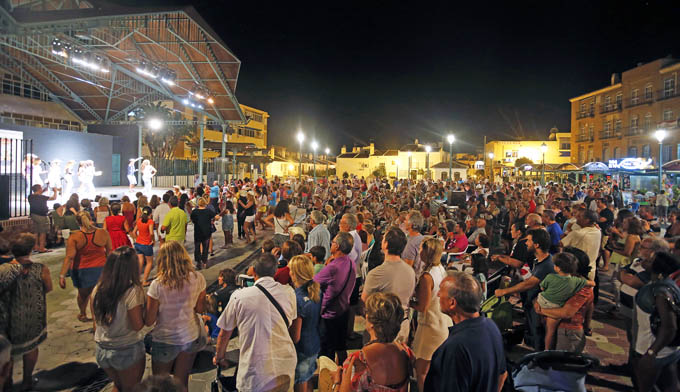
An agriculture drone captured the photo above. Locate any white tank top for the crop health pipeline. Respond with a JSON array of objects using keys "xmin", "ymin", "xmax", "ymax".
[{"xmin": 274, "ymin": 217, "xmax": 290, "ymax": 235}]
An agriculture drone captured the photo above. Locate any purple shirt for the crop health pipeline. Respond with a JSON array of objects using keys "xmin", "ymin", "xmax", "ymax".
[{"xmin": 313, "ymin": 254, "xmax": 356, "ymax": 319}]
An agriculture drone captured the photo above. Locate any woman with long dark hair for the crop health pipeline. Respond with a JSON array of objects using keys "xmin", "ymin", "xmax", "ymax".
[
  {"xmin": 92, "ymin": 246, "xmax": 145, "ymax": 392},
  {"xmin": 133, "ymin": 206, "xmax": 155, "ymax": 285},
  {"xmin": 263, "ymin": 200, "xmax": 294, "ymax": 246}
]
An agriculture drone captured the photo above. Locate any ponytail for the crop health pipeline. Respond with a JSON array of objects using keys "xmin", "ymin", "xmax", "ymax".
[
  {"xmin": 306, "ymin": 280, "xmax": 321, "ymax": 303},
  {"xmin": 141, "ymin": 206, "xmax": 152, "ymax": 224},
  {"xmin": 76, "ymin": 211, "xmax": 96, "ymax": 231}
]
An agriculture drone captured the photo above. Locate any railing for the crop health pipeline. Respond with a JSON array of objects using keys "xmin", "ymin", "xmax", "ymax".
[
  {"xmin": 627, "ymin": 94, "xmax": 654, "ymax": 108},
  {"xmin": 600, "ymin": 103, "xmax": 622, "ymax": 114},
  {"xmin": 656, "ymin": 89, "xmax": 680, "ymax": 101},
  {"xmin": 576, "ymin": 134, "xmax": 593, "ymax": 142},
  {"xmin": 576, "ymin": 110, "xmax": 595, "ymax": 119},
  {"xmin": 0, "ymin": 137, "xmax": 33, "ymax": 219},
  {"xmin": 599, "ymin": 130, "xmax": 619, "ymax": 140}
]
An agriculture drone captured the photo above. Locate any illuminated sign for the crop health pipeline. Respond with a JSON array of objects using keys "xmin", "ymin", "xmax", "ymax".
[{"xmin": 608, "ymin": 158, "xmax": 653, "ymax": 170}]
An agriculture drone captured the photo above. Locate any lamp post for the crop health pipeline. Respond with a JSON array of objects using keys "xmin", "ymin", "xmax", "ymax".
[
  {"xmin": 488, "ymin": 152, "xmax": 494, "ymax": 183},
  {"xmin": 447, "ymin": 134, "xmax": 455, "ymax": 181},
  {"xmin": 297, "ymin": 131, "xmax": 304, "ymax": 181},
  {"xmin": 324, "ymin": 147, "xmax": 330, "ymax": 180},
  {"xmin": 407, "ymin": 151, "xmax": 412, "ymax": 180},
  {"xmin": 311, "ymin": 140, "xmax": 318, "ymax": 182},
  {"xmin": 656, "ymin": 129, "xmax": 667, "ymax": 190},
  {"xmin": 425, "ymin": 145, "xmax": 431, "ymax": 179},
  {"xmin": 540, "ymin": 142, "xmax": 548, "ymax": 186}
]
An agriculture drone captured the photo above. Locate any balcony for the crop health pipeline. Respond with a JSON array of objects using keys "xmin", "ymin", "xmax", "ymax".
[
  {"xmin": 656, "ymin": 89, "xmax": 680, "ymax": 101},
  {"xmin": 624, "ymin": 126, "xmax": 645, "ymax": 137},
  {"xmin": 576, "ymin": 110, "xmax": 595, "ymax": 119},
  {"xmin": 627, "ymin": 94, "xmax": 654, "ymax": 108},
  {"xmin": 599, "ymin": 130, "xmax": 619, "ymax": 140},
  {"xmin": 600, "ymin": 103, "xmax": 622, "ymax": 114},
  {"xmin": 576, "ymin": 134, "xmax": 594, "ymax": 142}
]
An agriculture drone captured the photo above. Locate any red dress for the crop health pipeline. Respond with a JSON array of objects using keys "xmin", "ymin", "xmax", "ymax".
[{"xmin": 105, "ymin": 215, "xmax": 131, "ymax": 250}]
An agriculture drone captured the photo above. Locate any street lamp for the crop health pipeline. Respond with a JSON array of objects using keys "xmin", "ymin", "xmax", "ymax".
[
  {"xmin": 425, "ymin": 145, "xmax": 431, "ymax": 180},
  {"xmin": 447, "ymin": 134, "xmax": 455, "ymax": 181},
  {"xmin": 540, "ymin": 142, "xmax": 548, "ymax": 186},
  {"xmin": 297, "ymin": 131, "xmax": 304, "ymax": 180},
  {"xmin": 656, "ymin": 129, "xmax": 667, "ymax": 190},
  {"xmin": 488, "ymin": 152, "xmax": 494, "ymax": 182},
  {"xmin": 407, "ymin": 151, "xmax": 412, "ymax": 180},
  {"xmin": 324, "ymin": 147, "xmax": 330, "ymax": 179},
  {"xmin": 311, "ymin": 140, "xmax": 318, "ymax": 182}
]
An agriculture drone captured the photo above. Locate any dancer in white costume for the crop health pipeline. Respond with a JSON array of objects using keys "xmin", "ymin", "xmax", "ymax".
[
  {"xmin": 47, "ymin": 159, "xmax": 62, "ymax": 198},
  {"xmin": 127, "ymin": 157, "xmax": 142, "ymax": 191},
  {"xmin": 62, "ymin": 160, "xmax": 75, "ymax": 201},
  {"xmin": 140, "ymin": 159, "xmax": 156, "ymax": 195},
  {"xmin": 31, "ymin": 156, "xmax": 45, "ymax": 189}
]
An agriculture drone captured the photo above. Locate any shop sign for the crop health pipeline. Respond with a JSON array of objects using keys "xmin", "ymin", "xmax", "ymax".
[{"xmin": 608, "ymin": 158, "xmax": 653, "ymax": 170}]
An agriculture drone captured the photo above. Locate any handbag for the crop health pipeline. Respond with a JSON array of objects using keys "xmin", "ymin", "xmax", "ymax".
[{"xmin": 194, "ymin": 313, "xmax": 210, "ymax": 349}]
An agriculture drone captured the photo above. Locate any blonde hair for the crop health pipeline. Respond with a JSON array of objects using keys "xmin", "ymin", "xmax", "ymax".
[
  {"xmin": 76, "ymin": 211, "xmax": 96, "ymax": 231},
  {"xmin": 98, "ymin": 197, "xmax": 109, "ymax": 207},
  {"xmin": 288, "ymin": 255, "xmax": 320, "ymax": 303},
  {"xmin": 155, "ymin": 241, "xmax": 195, "ymax": 290},
  {"xmin": 420, "ymin": 236, "xmax": 443, "ymax": 272},
  {"xmin": 197, "ymin": 198, "xmax": 207, "ymax": 208},
  {"xmin": 365, "ymin": 292, "xmax": 404, "ymax": 343}
]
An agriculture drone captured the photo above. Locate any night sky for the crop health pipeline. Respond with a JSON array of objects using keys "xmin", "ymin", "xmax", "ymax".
[{"xmin": 121, "ymin": 0, "xmax": 680, "ymax": 153}]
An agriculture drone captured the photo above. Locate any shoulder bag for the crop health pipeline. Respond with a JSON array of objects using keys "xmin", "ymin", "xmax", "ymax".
[{"xmin": 256, "ymin": 283, "xmax": 290, "ymax": 327}]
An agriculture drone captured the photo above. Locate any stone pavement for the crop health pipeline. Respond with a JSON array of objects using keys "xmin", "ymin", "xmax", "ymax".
[{"xmin": 11, "ymin": 221, "xmax": 267, "ymax": 391}]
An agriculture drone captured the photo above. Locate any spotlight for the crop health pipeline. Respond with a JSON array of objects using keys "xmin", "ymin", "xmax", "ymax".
[
  {"xmin": 207, "ymin": 97, "xmax": 214, "ymax": 104},
  {"xmin": 182, "ymin": 98, "xmax": 189, "ymax": 105},
  {"xmin": 147, "ymin": 118, "xmax": 163, "ymax": 131}
]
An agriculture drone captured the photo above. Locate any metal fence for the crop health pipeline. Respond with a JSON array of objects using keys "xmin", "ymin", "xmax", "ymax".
[
  {"xmin": 1, "ymin": 137, "xmax": 33, "ymax": 219},
  {"xmin": 150, "ymin": 157, "xmax": 232, "ymax": 188}
]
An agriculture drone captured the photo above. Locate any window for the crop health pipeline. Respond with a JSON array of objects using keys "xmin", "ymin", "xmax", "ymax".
[
  {"xmin": 628, "ymin": 146, "xmax": 638, "ymax": 157},
  {"xmin": 561, "ymin": 142, "xmax": 571, "ymax": 150},
  {"xmin": 631, "ymin": 115, "xmax": 639, "ymax": 132},
  {"xmin": 616, "ymin": 93, "xmax": 622, "ymax": 108},
  {"xmin": 602, "ymin": 147, "xmax": 608, "ymax": 161},
  {"xmin": 664, "ymin": 109, "xmax": 674, "ymax": 122},
  {"xmin": 677, "ymin": 144, "xmax": 680, "ymax": 161},
  {"xmin": 589, "ymin": 124, "xmax": 594, "ymax": 138},
  {"xmin": 664, "ymin": 144, "xmax": 672, "ymax": 163},
  {"xmin": 579, "ymin": 123, "xmax": 586, "ymax": 137},
  {"xmin": 603, "ymin": 120, "xmax": 611, "ymax": 136},
  {"xmin": 645, "ymin": 85, "xmax": 653, "ymax": 100},
  {"xmin": 605, "ymin": 96, "xmax": 611, "ymax": 109},
  {"xmin": 645, "ymin": 113, "xmax": 653, "ymax": 130},
  {"xmin": 579, "ymin": 102, "xmax": 585, "ymax": 112},
  {"xmin": 631, "ymin": 89, "xmax": 639, "ymax": 105},
  {"xmin": 642, "ymin": 144, "xmax": 651, "ymax": 158},
  {"xmin": 587, "ymin": 147, "xmax": 593, "ymax": 162},
  {"xmin": 615, "ymin": 119, "xmax": 622, "ymax": 132},
  {"xmin": 578, "ymin": 146, "xmax": 584, "ymax": 163},
  {"xmin": 664, "ymin": 77, "xmax": 676, "ymax": 98},
  {"xmin": 613, "ymin": 147, "xmax": 620, "ymax": 159},
  {"xmin": 589, "ymin": 100, "xmax": 594, "ymax": 113}
]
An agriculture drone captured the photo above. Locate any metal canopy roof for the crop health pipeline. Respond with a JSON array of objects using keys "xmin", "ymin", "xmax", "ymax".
[{"xmin": 0, "ymin": 0, "xmax": 245, "ymax": 124}]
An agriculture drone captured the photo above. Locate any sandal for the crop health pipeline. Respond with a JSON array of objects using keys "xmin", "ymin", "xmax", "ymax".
[
  {"xmin": 584, "ymin": 328, "xmax": 592, "ymax": 336},
  {"xmin": 77, "ymin": 314, "xmax": 92, "ymax": 322}
]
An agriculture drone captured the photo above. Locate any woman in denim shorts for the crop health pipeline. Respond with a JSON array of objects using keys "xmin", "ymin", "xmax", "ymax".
[
  {"xmin": 144, "ymin": 241, "xmax": 207, "ymax": 389},
  {"xmin": 92, "ymin": 246, "xmax": 146, "ymax": 391}
]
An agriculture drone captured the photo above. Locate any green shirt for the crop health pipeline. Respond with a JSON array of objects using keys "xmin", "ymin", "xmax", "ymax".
[
  {"xmin": 539, "ymin": 273, "xmax": 587, "ymax": 306},
  {"xmin": 162, "ymin": 207, "xmax": 187, "ymax": 243}
]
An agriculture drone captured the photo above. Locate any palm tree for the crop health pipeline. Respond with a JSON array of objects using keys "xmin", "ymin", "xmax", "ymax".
[{"xmin": 138, "ymin": 102, "xmax": 194, "ymax": 159}]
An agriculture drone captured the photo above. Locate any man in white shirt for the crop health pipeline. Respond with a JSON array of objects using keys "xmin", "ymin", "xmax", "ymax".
[
  {"xmin": 306, "ymin": 210, "xmax": 331, "ymax": 256},
  {"xmin": 214, "ymin": 254, "xmax": 297, "ymax": 391},
  {"xmin": 152, "ymin": 192, "xmax": 172, "ymax": 245},
  {"xmin": 560, "ymin": 209, "xmax": 601, "ymax": 280}
]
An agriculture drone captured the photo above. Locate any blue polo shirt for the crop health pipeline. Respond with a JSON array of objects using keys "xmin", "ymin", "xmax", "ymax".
[{"xmin": 425, "ymin": 316, "xmax": 506, "ymax": 392}]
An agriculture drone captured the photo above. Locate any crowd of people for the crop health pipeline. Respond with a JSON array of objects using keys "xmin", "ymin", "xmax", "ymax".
[{"xmin": 1, "ymin": 175, "xmax": 680, "ymax": 391}]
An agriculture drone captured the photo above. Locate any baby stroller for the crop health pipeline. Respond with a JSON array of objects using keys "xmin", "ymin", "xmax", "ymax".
[
  {"xmin": 509, "ymin": 350, "xmax": 599, "ymax": 391},
  {"xmin": 211, "ymin": 362, "xmax": 238, "ymax": 392}
]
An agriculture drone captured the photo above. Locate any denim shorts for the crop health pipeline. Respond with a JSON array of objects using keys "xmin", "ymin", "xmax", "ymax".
[
  {"xmin": 150, "ymin": 338, "xmax": 204, "ymax": 364},
  {"xmin": 96, "ymin": 341, "xmax": 145, "ymax": 371},
  {"xmin": 295, "ymin": 352, "xmax": 318, "ymax": 384},
  {"xmin": 70, "ymin": 267, "xmax": 103, "ymax": 289},
  {"xmin": 134, "ymin": 243, "xmax": 154, "ymax": 257},
  {"xmin": 656, "ymin": 348, "xmax": 680, "ymax": 368}
]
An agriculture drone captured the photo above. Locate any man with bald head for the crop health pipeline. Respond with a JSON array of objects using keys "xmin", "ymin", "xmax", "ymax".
[{"xmin": 425, "ymin": 272, "xmax": 507, "ymax": 392}]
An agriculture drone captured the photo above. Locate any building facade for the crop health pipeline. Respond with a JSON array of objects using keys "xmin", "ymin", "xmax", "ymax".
[
  {"xmin": 335, "ymin": 140, "xmax": 465, "ymax": 180},
  {"xmin": 484, "ymin": 129, "xmax": 572, "ymax": 177},
  {"xmin": 570, "ymin": 57, "xmax": 680, "ymax": 166}
]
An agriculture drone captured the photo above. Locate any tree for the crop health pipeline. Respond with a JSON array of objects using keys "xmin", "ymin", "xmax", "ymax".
[
  {"xmin": 342, "ymin": 171, "xmax": 349, "ymax": 179},
  {"xmin": 372, "ymin": 165, "xmax": 386, "ymax": 178},
  {"xmin": 137, "ymin": 102, "xmax": 194, "ymax": 159},
  {"xmin": 514, "ymin": 157, "xmax": 533, "ymax": 168}
]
